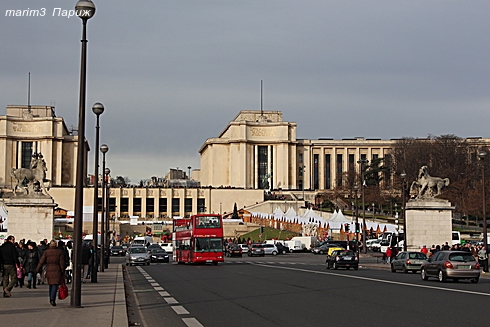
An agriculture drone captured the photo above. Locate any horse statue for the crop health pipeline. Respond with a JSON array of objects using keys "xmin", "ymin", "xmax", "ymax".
[
  {"xmin": 10, "ymin": 153, "xmax": 50, "ymax": 196},
  {"xmin": 411, "ymin": 166, "xmax": 450, "ymax": 199}
]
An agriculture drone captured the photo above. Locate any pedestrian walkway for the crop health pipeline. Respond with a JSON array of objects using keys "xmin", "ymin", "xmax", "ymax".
[{"xmin": 0, "ymin": 264, "xmax": 127, "ymax": 327}]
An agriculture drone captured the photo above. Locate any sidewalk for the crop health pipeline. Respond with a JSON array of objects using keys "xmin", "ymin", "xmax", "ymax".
[{"xmin": 0, "ymin": 264, "xmax": 127, "ymax": 327}]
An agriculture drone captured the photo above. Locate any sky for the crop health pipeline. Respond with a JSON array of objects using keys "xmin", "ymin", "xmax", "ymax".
[{"xmin": 1, "ymin": 1, "xmax": 490, "ymax": 183}]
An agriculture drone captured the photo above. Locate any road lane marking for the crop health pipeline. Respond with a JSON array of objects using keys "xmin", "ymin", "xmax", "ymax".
[
  {"xmin": 154, "ymin": 286, "xmax": 164, "ymax": 291},
  {"xmin": 182, "ymin": 318, "xmax": 204, "ymax": 327},
  {"xmin": 172, "ymin": 305, "xmax": 190, "ymax": 315},
  {"xmin": 158, "ymin": 291, "xmax": 170, "ymax": 297},
  {"xmin": 164, "ymin": 297, "xmax": 179, "ymax": 304},
  {"xmin": 254, "ymin": 263, "xmax": 490, "ymax": 297}
]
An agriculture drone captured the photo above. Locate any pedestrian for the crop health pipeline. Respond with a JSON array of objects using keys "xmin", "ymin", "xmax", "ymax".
[
  {"xmin": 420, "ymin": 245, "xmax": 428, "ymax": 257},
  {"xmin": 65, "ymin": 241, "xmax": 73, "ymax": 284},
  {"xmin": 81, "ymin": 242, "xmax": 91, "ymax": 280},
  {"xmin": 36, "ymin": 240, "xmax": 65, "ymax": 306},
  {"xmin": 477, "ymin": 245, "xmax": 488, "ymax": 273},
  {"xmin": 16, "ymin": 240, "xmax": 27, "ymax": 288},
  {"xmin": 386, "ymin": 247, "xmax": 392, "ymax": 264},
  {"xmin": 0, "ymin": 235, "xmax": 20, "ymax": 297},
  {"xmin": 25, "ymin": 241, "xmax": 39, "ymax": 289},
  {"xmin": 37, "ymin": 239, "xmax": 48, "ymax": 285}
]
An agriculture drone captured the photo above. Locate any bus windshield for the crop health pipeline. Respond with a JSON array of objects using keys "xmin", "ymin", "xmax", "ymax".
[{"xmin": 194, "ymin": 238, "xmax": 223, "ymax": 252}]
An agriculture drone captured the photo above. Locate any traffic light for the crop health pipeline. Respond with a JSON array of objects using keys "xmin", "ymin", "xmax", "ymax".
[
  {"xmin": 344, "ymin": 223, "xmax": 350, "ymax": 232},
  {"xmin": 355, "ymin": 222, "xmax": 360, "ymax": 233}
]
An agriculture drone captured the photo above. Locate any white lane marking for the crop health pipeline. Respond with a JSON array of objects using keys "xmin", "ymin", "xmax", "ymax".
[
  {"xmin": 182, "ymin": 318, "xmax": 204, "ymax": 327},
  {"xmin": 154, "ymin": 286, "xmax": 164, "ymax": 291},
  {"xmin": 164, "ymin": 297, "xmax": 179, "ymax": 304},
  {"xmin": 158, "ymin": 291, "xmax": 170, "ymax": 297},
  {"xmin": 150, "ymin": 282, "xmax": 159, "ymax": 286},
  {"xmin": 254, "ymin": 263, "xmax": 490, "ymax": 297},
  {"xmin": 172, "ymin": 305, "xmax": 190, "ymax": 315}
]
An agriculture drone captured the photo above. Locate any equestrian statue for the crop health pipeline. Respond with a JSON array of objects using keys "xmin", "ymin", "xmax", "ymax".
[
  {"xmin": 10, "ymin": 153, "xmax": 51, "ymax": 196},
  {"xmin": 410, "ymin": 166, "xmax": 450, "ymax": 199}
]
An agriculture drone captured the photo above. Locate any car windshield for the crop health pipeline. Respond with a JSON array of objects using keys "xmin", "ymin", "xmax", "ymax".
[
  {"xmin": 409, "ymin": 253, "xmax": 427, "ymax": 259},
  {"xmin": 130, "ymin": 248, "xmax": 147, "ymax": 254},
  {"xmin": 449, "ymin": 253, "xmax": 476, "ymax": 262},
  {"xmin": 112, "ymin": 246, "xmax": 122, "ymax": 250},
  {"xmin": 151, "ymin": 249, "xmax": 166, "ymax": 253},
  {"xmin": 339, "ymin": 250, "xmax": 355, "ymax": 256}
]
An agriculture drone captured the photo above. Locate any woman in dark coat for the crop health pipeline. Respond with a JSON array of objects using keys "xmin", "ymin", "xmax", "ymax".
[
  {"xmin": 24, "ymin": 241, "xmax": 39, "ymax": 289},
  {"xmin": 36, "ymin": 240, "xmax": 65, "ymax": 306}
]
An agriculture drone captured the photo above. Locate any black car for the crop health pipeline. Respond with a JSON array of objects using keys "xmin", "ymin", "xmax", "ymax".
[
  {"xmin": 275, "ymin": 243, "xmax": 289, "ymax": 254},
  {"xmin": 110, "ymin": 245, "xmax": 125, "ymax": 256},
  {"xmin": 225, "ymin": 245, "xmax": 243, "ymax": 257},
  {"xmin": 326, "ymin": 250, "xmax": 359, "ymax": 270},
  {"xmin": 150, "ymin": 248, "xmax": 170, "ymax": 263}
]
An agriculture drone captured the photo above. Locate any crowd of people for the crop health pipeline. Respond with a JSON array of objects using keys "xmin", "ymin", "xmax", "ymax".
[{"xmin": 0, "ymin": 235, "xmax": 102, "ymax": 306}]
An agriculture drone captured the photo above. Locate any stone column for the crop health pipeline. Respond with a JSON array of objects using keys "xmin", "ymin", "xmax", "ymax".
[
  {"xmin": 405, "ymin": 199, "xmax": 454, "ymax": 251},
  {"xmin": 5, "ymin": 195, "xmax": 57, "ymax": 243}
]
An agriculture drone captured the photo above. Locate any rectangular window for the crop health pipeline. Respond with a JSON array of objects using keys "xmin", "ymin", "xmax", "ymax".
[
  {"xmin": 120, "ymin": 198, "xmax": 129, "ymax": 212},
  {"xmin": 325, "ymin": 154, "xmax": 331, "ymax": 190},
  {"xmin": 313, "ymin": 154, "xmax": 319, "ymax": 190},
  {"xmin": 146, "ymin": 198, "xmax": 154, "ymax": 214},
  {"xmin": 185, "ymin": 198, "xmax": 192, "ymax": 213},
  {"xmin": 349, "ymin": 154, "xmax": 355, "ymax": 171},
  {"xmin": 197, "ymin": 199, "xmax": 206, "ymax": 213},
  {"xmin": 109, "ymin": 198, "xmax": 116, "ymax": 213},
  {"xmin": 172, "ymin": 198, "xmax": 180, "ymax": 215},
  {"xmin": 159, "ymin": 198, "xmax": 167, "ymax": 213},
  {"xmin": 258, "ymin": 146, "xmax": 268, "ymax": 189},
  {"xmin": 133, "ymin": 198, "xmax": 142, "ymax": 214},
  {"xmin": 21, "ymin": 142, "xmax": 33, "ymax": 168},
  {"xmin": 336, "ymin": 154, "xmax": 343, "ymax": 187}
]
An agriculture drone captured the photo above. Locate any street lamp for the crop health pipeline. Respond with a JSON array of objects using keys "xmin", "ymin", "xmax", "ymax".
[
  {"xmin": 401, "ymin": 171, "xmax": 407, "ymax": 251},
  {"xmin": 300, "ymin": 165, "xmax": 306, "ymax": 201},
  {"xmin": 91, "ymin": 102, "xmax": 104, "ymax": 283},
  {"xmin": 104, "ymin": 167, "xmax": 111, "ymax": 269},
  {"xmin": 354, "ymin": 184, "xmax": 359, "ymax": 254},
  {"xmin": 72, "ymin": 0, "xmax": 96, "ymax": 308},
  {"xmin": 357, "ymin": 158, "xmax": 369, "ymax": 253},
  {"xmin": 479, "ymin": 150, "xmax": 487, "ymax": 265},
  {"xmin": 99, "ymin": 144, "xmax": 108, "ymax": 272},
  {"xmin": 187, "ymin": 166, "xmax": 191, "ymax": 179}
]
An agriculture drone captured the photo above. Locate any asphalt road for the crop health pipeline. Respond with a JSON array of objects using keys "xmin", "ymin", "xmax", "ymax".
[{"xmin": 120, "ymin": 253, "xmax": 490, "ymax": 327}]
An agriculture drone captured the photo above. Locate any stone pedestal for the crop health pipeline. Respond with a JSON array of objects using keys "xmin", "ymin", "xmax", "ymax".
[
  {"xmin": 5, "ymin": 195, "xmax": 57, "ymax": 243},
  {"xmin": 405, "ymin": 199, "xmax": 454, "ymax": 251}
]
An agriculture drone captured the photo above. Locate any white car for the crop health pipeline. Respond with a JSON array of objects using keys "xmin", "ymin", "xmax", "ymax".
[
  {"xmin": 238, "ymin": 244, "xmax": 249, "ymax": 253},
  {"xmin": 160, "ymin": 242, "xmax": 173, "ymax": 253},
  {"xmin": 367, "ymin": 239, "xmax": 381, "ymax": 252},
  {"xmin": 262, "ymin": 244, "xmax": 278, "ymax": 255}
]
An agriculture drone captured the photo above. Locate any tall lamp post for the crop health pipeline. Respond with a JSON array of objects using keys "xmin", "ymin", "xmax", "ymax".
[
  {"xmin": 72, "ymin": 0, "xmax": 96, "ymax": 307},
  {"xmin": 479, "ymin": 151, "xmax": 487, "ymax": 261},
  {"xmin": 354, "ymin": 184, "xmax": 359, "ymax": 254},
  {"xmin": 357, "ymin": 158, "xmax": 369, "ymax": 253},
  {"xmin": 105, "ymin": 167, "xmax": 111, "ymax": 268},
  {"xmin": 91, "ymin": 102, "xmax": 104, "ymax": 283},
  {"xmin": 401, "ymin": 172, "xmax": 407, "ymax": 251},
  {"xmin": 99, "ymin": 144, "xmax": 108, "ymax": 272}
]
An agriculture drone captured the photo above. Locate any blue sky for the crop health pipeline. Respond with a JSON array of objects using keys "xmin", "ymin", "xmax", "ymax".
[{"xmin": 1, "ymin": 0, "xmax": 489, "ymax": 182}]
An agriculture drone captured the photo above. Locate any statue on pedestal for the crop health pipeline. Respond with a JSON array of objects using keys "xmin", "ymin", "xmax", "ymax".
[
  {"xmin": 410, "ymin": 166, "xmax": 450, "ymax": 199},
  {"xmin": 10, "ymin": 153, "xmax": 51, "ymax": 196}
]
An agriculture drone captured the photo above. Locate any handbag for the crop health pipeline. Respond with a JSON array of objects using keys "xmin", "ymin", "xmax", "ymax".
[{"xmin": 58, "ymin": 282, "xmax": 69, "ymax": 300}]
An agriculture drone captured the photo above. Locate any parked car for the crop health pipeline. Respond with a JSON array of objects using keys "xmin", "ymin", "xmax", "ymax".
[
  {"xmin": 391, "ymin": 251, "xmax": 427, "ymax": 273},
  {"xmin": 248, "ymin": 244, "xmax": 265, "ymax": 257},
  {"xmin": 147, "ymin": 243, "xmax": 162, "ymax": 251},
  {"xmin": 225, "ymin": 244, "xmax": 243, "ymax": 257},
  {"xmin": 311, "ymin": 244, "xmax": 340, "ymax": 255},
  {"xmin": 110, "ymin": 245, "xmax": 125, "ymax": 256},
  {"xmin": 420, "ymin": 250, "xmax": 480, "ymax": 283},
  {"xmin": 262, "ymin": 244, "xmax": 278, "ymax": 255},
  {"xmin": 238, "ymin": 244, "xmax": 249, "ymax": 253},
  {"xmin": 126, "ymin": 246, "xmax": 151, "ymax": 266},
  {"xmin": 160, "ymin": 242, "xmax": 174, "ymax": 253},
  {"xmin": 275, "ymin": 243, "xmax": 289, "ymax": 254},
  {"xmin": 326, "ymin": 250, "xmax": 359, "ymax": 270},
  {"xmin": 150, "ymin": 248, "xmax": 170, "ymax": 263}
]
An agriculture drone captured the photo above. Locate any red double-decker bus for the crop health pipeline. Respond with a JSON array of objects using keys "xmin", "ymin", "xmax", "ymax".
[{"xmin": 173, "ymin": 214, "xmax": 224, "ymax": 265}]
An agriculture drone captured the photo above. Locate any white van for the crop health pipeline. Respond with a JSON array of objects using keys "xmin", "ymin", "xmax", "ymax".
[{"xmin": 132, "ymin": 236, "xmax": 153, "ymax": 246}]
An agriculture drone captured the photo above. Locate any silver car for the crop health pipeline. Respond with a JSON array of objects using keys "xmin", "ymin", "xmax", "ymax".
[
  {"xmin": 126, "ymin": 246, "xmax": 151, "ymax": 266},
  {"xmin": 420, "ymin": 250, "xmax": 480, "ymax": 283}
]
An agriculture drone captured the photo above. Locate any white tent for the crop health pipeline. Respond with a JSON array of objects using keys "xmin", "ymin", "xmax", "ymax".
[{"xmin": 273, "ymin": 207, "xmax": 285, "ymax": 218}]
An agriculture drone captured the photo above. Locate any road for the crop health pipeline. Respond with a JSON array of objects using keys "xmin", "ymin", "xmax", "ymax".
[{"xmin": 119, "ymin": 253, "xmax": 490, "ymax": 327}]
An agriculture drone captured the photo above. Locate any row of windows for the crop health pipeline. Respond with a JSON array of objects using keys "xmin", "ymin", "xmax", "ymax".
[{"xmin": 96, "ymin": 198, "xmax": 206, "ymax": 214}]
